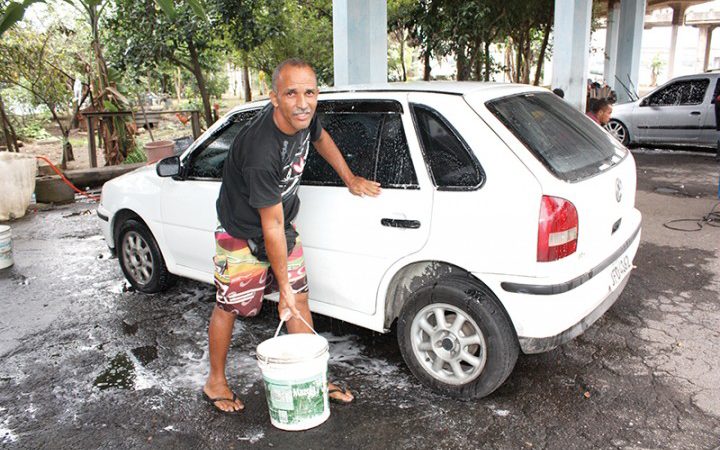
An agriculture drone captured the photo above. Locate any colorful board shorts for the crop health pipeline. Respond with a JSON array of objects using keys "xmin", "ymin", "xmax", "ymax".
[{"xmin": 213, "ymin": 225, "xmax": 309, "ymax": 317}]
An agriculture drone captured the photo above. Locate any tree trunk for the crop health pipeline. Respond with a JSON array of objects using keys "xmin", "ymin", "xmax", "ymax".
[
  {"xmin": 484, "ymin": 41, "xmax": 492, "ymax": 81},
  {"xmin": 188, "ymin": 37, "xmax": 213, "ymax": 126},
  {"xmin": 523, "ymin": 31, "xmax": 532, "ymax": 84},
  {"xmin": 175, "ymin": 66, "xmax": 183, "ymax": 102},
  {"xmin": 423, "ymin": 52, "xmax": 431, "ymax": 81},
  {"xmin": 533, "ymin": 21, "xmax": 552, "ymax": 86},
  {"xmin": 242, "ymin": 58, "xmax": 252, "ymax": 102},
  {"xmin": 0, "ymin": 92, "xmax": 18, "ymax": 152},
  {"xmin": 398, "ymin": 30, "xmax": 407, "ymax": 82},
  {"xmin": 456, "ymin": 46, "xmax": 469, "ymax": 81}
]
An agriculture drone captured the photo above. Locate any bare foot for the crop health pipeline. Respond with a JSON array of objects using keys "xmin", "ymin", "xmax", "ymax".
[
  {"xmin": 328, "ymin": 382, "xmax": 354, "ymax": 404},
  {"xmin": 203, "ymin": 381, "xmax": 244, "ymax": 413}
]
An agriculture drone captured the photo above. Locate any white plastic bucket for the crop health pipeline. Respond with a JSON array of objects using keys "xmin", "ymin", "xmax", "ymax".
[
  {"xmin": 256, "ymin": 318, "xmax": 330, "ymax": 431},
  {"xmin": 0, "ymin": 152, "xmax": 36, "ymax": 221},
  {"xmin": 0, "ymin": 225, "xmax": 13, "ymax": 269}
]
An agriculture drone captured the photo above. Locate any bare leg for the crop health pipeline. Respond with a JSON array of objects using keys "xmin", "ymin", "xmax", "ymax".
[
  {"xmin": 203, "ymin": 306, "xmax": 244, "ymax": 412},
  {"xmin": 286, "ymin": 293, "xmax": 354, "ymax": 403}
]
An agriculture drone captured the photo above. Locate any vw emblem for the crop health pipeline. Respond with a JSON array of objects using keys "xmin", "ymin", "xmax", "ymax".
[{"xmin": 615, "ymin": 178, "xmax": 623, "ymax": 203}]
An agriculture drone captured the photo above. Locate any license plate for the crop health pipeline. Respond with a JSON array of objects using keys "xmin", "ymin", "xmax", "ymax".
[{"xmin": 610, "ymin": 254, "xmax": 631, "ymax": 289}]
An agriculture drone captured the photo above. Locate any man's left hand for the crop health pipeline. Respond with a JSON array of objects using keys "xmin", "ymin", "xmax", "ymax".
[{"xmin": 348, "ymin": 175, "xmax": 381, "ymax": 197}]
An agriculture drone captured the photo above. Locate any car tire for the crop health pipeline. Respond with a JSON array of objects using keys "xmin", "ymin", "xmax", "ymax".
[
  {"xmin": 397, "ymin": 276, "xmax": 518, "ymax": 399},
  {"xmin": 605, "ymin": 119, "xmax": 629, "ymax": 146},
  {"xmin": 116, "ymin": 219, "xmax": 174, "ymax": 293}
]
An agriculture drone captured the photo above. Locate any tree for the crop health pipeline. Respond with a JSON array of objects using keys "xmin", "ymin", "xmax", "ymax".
[
  {"xmin": 216, "ymin": 0, "xmax": 333, "ymax": 88},
  {"xmin": 387, "ymin": 0, "xmax": 415, "ymax": 82},
  {"xmin": 0, "ymin": 22, "xmax": 87, "ymax": 164},
  {"xmin": 106, "ymin": 0, "xmax": 223, "ymax": 126}
]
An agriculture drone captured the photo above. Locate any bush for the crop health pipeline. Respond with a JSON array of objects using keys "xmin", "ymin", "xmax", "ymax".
[
  {"xmin": 18, "ymin": 122, "xmax": 52, "ymax": 141},
  {"xmin": 124, "ymin": 145, "xmax": 147, "ymax": 164}
]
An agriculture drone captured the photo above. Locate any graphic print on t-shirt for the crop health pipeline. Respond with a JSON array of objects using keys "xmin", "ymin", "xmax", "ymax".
[{"xmin": 280, "ymin": 132, "xmax": 311, "ymax": 200}]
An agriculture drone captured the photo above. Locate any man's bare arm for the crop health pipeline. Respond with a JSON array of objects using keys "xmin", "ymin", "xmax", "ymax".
[
  {"xmin": 313, "ymin": 129, "xmax": 382, "ymax": 197},
  {"xmin": 258, "ymin": 203, "xmax": 299, "ymax": 318}
]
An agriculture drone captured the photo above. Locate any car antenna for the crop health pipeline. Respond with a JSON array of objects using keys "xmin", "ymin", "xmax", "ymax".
[
  {"xmin": 626, "ymin": 74, "xmax": 640, "ymax": 102},
  {"xmin": 614, "ymin": 75, "xmax": 638, "ymax": 102}
]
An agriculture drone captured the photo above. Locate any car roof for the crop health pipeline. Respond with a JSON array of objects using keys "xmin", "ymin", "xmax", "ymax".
[
  {"xmin": 228, "ymin": 82, "xmax": 542, "ymax": 114},
  {"xmin": 320, "ymin": 81, "xmax": 533, "ymax": 96}
]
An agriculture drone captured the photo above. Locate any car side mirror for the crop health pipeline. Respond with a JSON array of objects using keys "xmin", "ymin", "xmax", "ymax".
[{"xmin": 156, "ymin": 156, "xmax": 181, "ymax": 177}]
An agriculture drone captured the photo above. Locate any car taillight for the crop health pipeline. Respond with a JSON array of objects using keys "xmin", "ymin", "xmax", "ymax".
[{"xmin": 537, "ymin": 195, "xmax": 578, "ymax": 262}]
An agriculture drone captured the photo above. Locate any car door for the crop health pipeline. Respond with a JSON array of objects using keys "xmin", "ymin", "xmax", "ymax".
[
  {"xmin": 701, "ymin": 77, "xmax": 720, "ymax": 146},
  {"xmin": 636, "ymin": 78, "xmax": 709, "ymax": 144},
  {"xmin": 296, "ymin": 96, "xmax": 433, "ymax": 315},
  {"xmin": 159, "ymin": 109, "xmax": 260, "ymax": 276}
]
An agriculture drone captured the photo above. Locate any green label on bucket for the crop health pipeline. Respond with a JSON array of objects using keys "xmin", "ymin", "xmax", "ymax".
[{"xmin": 263, "ymin": 375, "xmax": 326, "ymax": 425}]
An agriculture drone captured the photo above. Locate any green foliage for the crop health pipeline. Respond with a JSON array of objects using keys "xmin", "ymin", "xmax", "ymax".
[
  {"xmin": 123, "ymin": 144, "xmax": 147, "ymax": 164},
  {"xmin": 215, "ymin": 0, "xmax": 334, "ymax": 86},
  {"xmin": 18, "ymin": 121, "xmax": 51, "ymax": 140},
  {"xmin": 0, "ymin": 0, "xmax": 45, "ymax": 37}
]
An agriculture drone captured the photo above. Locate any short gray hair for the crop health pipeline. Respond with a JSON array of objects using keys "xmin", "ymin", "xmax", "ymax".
[{"xmin": 271, "ymin": 58, "xmax": 315, "ymax": 93}]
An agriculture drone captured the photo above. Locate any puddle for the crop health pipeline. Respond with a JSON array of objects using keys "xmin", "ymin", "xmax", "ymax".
[
  {"xmin": 131, "ymin": 346, "xmax": 158, "ymax": 366},
  {"xmin": 94, "ymin": 352, "xmax": 135, "ymax": 390},
  {"xmin": 121, "ymin": 320, "xmax": 138, "ymax": 336}
]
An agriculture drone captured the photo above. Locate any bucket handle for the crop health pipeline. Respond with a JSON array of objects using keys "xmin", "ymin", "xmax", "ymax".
[{"xmin": 274, "ymin": 311, "xmax": 320, "ymax": 338}]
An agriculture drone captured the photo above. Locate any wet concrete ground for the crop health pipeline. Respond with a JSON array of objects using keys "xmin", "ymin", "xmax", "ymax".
[{"xmin": 1, "ymin": 149, "xmax": 719, "ymax": 449}]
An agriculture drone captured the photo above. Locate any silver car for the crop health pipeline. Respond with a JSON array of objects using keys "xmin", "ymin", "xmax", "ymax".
[{"xmin": 607, "ymin": 72, "xmax": 720, "ymax": 149}]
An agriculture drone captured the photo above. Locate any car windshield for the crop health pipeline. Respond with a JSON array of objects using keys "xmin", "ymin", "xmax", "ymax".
[{"xmin": 486, "ymin": 92, "xmax": 626, "ymax": 182}]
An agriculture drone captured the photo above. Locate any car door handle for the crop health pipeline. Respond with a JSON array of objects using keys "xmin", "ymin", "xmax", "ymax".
[
  {"xmin": 690, "ymin": 111, "xmax": 701, "ymax": 115},
  {"xmin": 381, "ymin": 218, "xmax": 421, "ymax": 229}
]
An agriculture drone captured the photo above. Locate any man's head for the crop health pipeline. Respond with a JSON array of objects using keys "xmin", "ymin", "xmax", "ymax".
[
  {"xmin": 552, "ymin": 88, "xmax": 565, "ymax": 98},
  {"xmin": 270, "ymin": 58, "xmax": 318, "ymax": 135},
  {"xmin": 590, "ymin": 98, "xmax": 613, "ymax": 125}
]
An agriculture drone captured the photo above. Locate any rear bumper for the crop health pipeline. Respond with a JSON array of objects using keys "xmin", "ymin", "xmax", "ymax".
[
  {"xmin": 481, "ymin": 220, "xmax": 641, "ymax": 354},
  {"xmin": 518, "ymin": 274, "xmax": 630, "ymax": 353}
]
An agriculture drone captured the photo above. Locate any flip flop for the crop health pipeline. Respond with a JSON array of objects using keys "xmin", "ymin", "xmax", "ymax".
[
  {"xmin": 327, "ymin": 386, "xmax": 354, "ymax": 405},
  {"xmin": 202, "ymin": 390, "xmax": 244, "ymax": 414}
]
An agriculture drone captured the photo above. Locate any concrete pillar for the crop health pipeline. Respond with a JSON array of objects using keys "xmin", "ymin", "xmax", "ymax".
[
  {"xmin": 551, "ymin": 0, "xmax": 592, "ymax": 111},
  {"xmin": 604, "ymin": 0, "xmax": 620, "ymax": 89},
  {"xmin": 333, "ymin": 0, "xmax": 387, "ymax": 86},
  {"xmin": 615, "ymin": 0, "xmax": 646, "ymax": 104},
  {"xmin": 696, "ymin": 25, "xmax": 717, "ymax": 72},
  {"xmin": 667, "ymin": 3, "xmax": 686, "ymax": 79}
]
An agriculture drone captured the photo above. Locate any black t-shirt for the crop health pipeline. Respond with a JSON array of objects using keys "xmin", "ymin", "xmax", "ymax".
[{"xmin": 216, "ymin": 104, "xmax": 322, "ymax": 239}]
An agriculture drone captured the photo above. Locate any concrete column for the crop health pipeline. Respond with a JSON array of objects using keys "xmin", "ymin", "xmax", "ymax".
[
  {"xmin": 333, "ymin": 0, "xmax": 387, "ymax": 86},
  {"xmin": 696, "ymin": 25, "xmax": 717, "ymax": 72},
  {"xmin": 604, "ymin": 0, "xmax": 620, "ymax": 89},
  {"xmin": 667, "ymin": 3, "xmax": 686, "ymax": 79},
  {"xmin": 615, "ymin": 0, "xmax": 646, "ymax": 104},
  {"xmin": 551, "ymin": 0, "xmax": 592, "ymax": 111}
]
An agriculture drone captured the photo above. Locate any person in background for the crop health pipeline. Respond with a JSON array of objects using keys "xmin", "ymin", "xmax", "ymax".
[{"xmin": 586, "ymin": 98, "xmax": 612, "ymax": 127}]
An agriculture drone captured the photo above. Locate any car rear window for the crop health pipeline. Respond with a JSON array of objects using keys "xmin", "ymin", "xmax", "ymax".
[{"xmin": 486, "ymin": 92, "xmax": 626, "ymax": 182}]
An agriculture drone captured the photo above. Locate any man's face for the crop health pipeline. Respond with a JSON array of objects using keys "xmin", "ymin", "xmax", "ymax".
[
  {"xmin": 270, "ymin": 65, "xmax": 319, "ymax": 134},
  {"xmin": 598, "ymin": 105, "xmax": 612, "ymax": 125}
]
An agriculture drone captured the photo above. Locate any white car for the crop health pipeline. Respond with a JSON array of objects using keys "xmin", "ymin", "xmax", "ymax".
[{"xmin": 98, "ymin": 83, "xmax": 641, "ymax": 399}]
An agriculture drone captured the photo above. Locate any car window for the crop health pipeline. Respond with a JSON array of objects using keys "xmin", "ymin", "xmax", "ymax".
[
  {"xmin": 486, "ymin": 92, "xmax": 626, "ymax": 182},
  {"xmin": 303, "ymin": 101, "xmax": 418, "ymax": 188},
  {"xmin": 648, "ymin": 79, "xmax": 709, "ymax": 106},
  {"xmin": 186, "ymin": 109, "xmax": 260, "ymax": 179},
  {"xmin": 411, "ymin": 104, "xmax": 483, "ymax": 189}
]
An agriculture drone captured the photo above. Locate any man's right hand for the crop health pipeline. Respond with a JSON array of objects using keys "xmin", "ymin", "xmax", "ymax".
[{"xmin": 278, "ymin": 285, "xmax": 300, "ymax": 320}]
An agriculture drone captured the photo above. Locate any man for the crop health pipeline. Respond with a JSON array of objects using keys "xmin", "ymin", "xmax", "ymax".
[
  {"xmin": 586, "ymin": 98, "xmax": 612, "ymax": 126},
  {"xmin": 203, "ymin": 58, "xmax": 381, "ymax": 413}
]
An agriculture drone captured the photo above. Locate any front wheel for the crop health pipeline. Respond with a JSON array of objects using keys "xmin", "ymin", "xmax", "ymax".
[
  {"xmin": 397, "ymin": 276, "xmax": 518, "ymax": 399},
  {"xmin": 605, "ymin": 119, "xmax": 629, "ymax": 146},
  {"xmin": 116, "ymin": 219, "xmax": 174, "ymax": 293}
]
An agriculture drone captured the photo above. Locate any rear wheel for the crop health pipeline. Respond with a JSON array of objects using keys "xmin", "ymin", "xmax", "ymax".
[
  {"xmin": 117, "ymin": 219, "xmax": 174, "ymax": 293},
  {"xmin": 605, "ymin": 120, "xmax": 629, "ymax": 146},
  {"xmin": 397, "ymin": 276, "xmax": 518, "ymax": 399}
]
